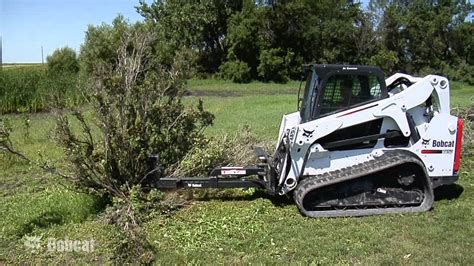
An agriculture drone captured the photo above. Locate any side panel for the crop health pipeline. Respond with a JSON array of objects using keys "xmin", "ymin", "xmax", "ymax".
[
  {"xmin": 304, "ymin": 147, "xmax": 383, "ymax": 176},
  {"xmin": 405, "ymin": 114, "xmax": 459, "ymax": 176}
]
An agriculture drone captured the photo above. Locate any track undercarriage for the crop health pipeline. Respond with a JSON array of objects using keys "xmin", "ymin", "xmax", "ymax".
[{"xmin": 293, "ymin": 153, "xmax": 434, "ymax": 217}]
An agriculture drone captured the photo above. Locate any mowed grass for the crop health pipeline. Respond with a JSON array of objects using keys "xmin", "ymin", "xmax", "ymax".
[
  {"xmin": 0, "ymin": 79, "xmax": 473, "ymax": 263},
  {"xmin": 450, "ymin": 81, "xmax": 474, "ymax": 108},
  {"xmin": 201, "ymin": 95, "xmax": 295, "ymax": 140},
  {"xmin": 188, "ymin": 78, "xmax": 300, "ymax": 96}
]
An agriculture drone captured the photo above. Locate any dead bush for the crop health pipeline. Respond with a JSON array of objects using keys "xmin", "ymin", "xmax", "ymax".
[{"xmin": 453, "ymin": 106, "xmax": 473, "ymax": 156}]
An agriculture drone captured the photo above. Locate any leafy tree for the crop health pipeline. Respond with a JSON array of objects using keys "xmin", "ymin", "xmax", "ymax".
[
  {"xmin": 224, "ymin": 0, "xmax": 366, "ymax": 81},
  {"xmin": 368, "ymin": 49, "xmax": 399, "ymax": 73},
  {"xmin": 134, "ymin": 0, "xmax": 473, "ymax": 82},
  {"xmin": 137, "ymin": 0, "xmax": 243, "ymax": 72},
  {"xmin": 218, "ymin": 60, "xmax": 252, "ymax": 83},
  {"xmin": 224, "ymin": 0, "xmax": 263, "ymax": 79},
  {"xmin": 369, "ymin": 0, "xmax": 473, "ymax": 74},
  {"xmin": 46, "ymin": 47, "xmax": 79, "ymax": 73},
  {"xmin": 352, "ymin": 10, "xmax": 379, "ymax": 65},
  {"xmin": 79, "ymin": 16, "xmax": 127, "ymax": 75},
  {"xmin": 258, "ymin": 0, "xmax": 310, "ymax": 79},
  {"xmin": 451, "ymin": 21, "xmax": 474, "ymax": 65},
  {"xmin": 258, "ymin": 48, "xmax": 288, "ymax": 82}
]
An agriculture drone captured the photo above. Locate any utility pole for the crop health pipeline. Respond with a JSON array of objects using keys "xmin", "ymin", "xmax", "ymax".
[
  {"xmin": 41, "ymin": 46, "xmax": 44, "ymax": 65},
  {"xmin": 0, "ymin": 36, "xmax": 3, "ymax": 70}
]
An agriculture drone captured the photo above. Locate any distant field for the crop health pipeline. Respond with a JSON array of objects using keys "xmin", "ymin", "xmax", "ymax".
[
  {"xmin": 1, "ymin": 63, "xmax": 43, "ymax": 68},
  {"xmin": 188, "ymin": 78, "xmax": 300, "ymax": 96},
  {"xmin": 0, "ymin": 65, "xmax": 83, "ymax": 113},
  {"xmin": 0, "ymin": 79, "xmax": 473, "ymax": 264}
]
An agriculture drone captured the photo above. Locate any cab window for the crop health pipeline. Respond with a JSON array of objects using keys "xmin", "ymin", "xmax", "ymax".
[{"xmin": 319, "ymin": 74, "xmax": 382, "ymax": 116}]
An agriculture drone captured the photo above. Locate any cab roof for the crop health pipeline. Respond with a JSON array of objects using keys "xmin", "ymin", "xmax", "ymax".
[{"xmin": 303, "ymin": 64, "xmax": 385, "ymax": 78}]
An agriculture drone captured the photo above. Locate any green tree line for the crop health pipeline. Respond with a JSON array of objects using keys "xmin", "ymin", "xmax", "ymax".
[{"xmin": 135, "ymin": 0, "xmax": 473, "ymax": 83}]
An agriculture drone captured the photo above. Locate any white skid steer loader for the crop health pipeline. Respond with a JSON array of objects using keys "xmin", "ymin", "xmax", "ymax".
[{"xmin": 155, "ymin": 64, "xmax": 464, "ymax": 217}]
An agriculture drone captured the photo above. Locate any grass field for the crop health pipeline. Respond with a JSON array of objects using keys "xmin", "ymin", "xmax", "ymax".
[
  {"xmin": 0, "ymin": 66, "xmax": 84, "ymax": 113},
  {"xmin": 0, "ymin": 79, "xmax": 473, "ymax": 264}
]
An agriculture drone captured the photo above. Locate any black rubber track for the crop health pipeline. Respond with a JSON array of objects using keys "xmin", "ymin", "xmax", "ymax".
[{"xmin": 293, "ymin": 150, "xmax": 434, "ymax": 217}]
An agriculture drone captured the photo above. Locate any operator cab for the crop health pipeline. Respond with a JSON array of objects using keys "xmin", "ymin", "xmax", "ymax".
[{"xmin": 299, "ymin": 64, "xmax": 387, "ymax": 123}]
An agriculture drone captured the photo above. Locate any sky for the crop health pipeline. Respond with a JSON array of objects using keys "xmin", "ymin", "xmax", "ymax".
[
  {"xmin": 0, "ymin": 0, "xmax": 383, "ymax": 63},
  {"xmin": 1, "ymin": 0, "xmax": 146, "ymax": 63}
]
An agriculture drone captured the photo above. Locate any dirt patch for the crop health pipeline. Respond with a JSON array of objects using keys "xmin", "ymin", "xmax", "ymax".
[
  {"xmin": 185, "ymin": 89, "xmax": 296, "ymax": 97},
  {"xmin": 185, "ymin": 90, "xmax": 240, "ymax": 97}
]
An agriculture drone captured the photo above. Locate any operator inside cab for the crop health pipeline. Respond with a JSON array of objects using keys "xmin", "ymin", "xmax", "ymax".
[{"xmin": 340, "ymin": 77, "xmax": 355, "ymax": 108}]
